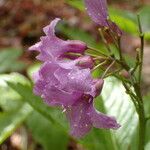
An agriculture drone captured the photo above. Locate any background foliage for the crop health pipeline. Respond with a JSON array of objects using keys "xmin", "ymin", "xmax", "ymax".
[{"xmin": 0, "ymin": 0, "xmax": 150, "ymax": 149}]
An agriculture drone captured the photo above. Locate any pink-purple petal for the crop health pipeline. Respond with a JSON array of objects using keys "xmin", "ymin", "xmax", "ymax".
[
  {"xmin": 43, "ymin": 85, "xmax": 81, "ymax": 107},
  {"xmin": 29, "ymin": 18, "xmax": 87, "ymax": 61},
  {"xmin": 85, "ymin": 0, "xmax": 108, "ymax": 26},
  {"xmin": 66, "ymin": 99, "xmax": 92, "ymax": 138},
  {"xmin": 88, "ymin": 103, "xmax": 121, "ymax": 129}
]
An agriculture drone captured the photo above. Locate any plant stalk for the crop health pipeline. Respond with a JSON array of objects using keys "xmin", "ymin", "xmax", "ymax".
[
  {"xmin": 138, "ymin": 102, "xmax": 146, "ymax": 150},
  {"xmin": 133, "ymin": 83, "xmax": 146, "ymax": 150}
]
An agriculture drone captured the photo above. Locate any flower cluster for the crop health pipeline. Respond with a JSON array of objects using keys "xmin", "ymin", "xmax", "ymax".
[{"xmin": 29, "ymin": 0, "xmax": 121, "ymax": 138}]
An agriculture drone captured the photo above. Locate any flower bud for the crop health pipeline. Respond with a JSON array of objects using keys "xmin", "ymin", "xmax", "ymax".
[
  {"xmin": 94, "ymin": 79, "xmax": 104, "ymax": 97},
  {"xmin": 119, "ymin": 70, "xmax": 130, "ymax": 79},
  {"xmin": 76, "ymin": 56, "xmax": 94, "ymax": 69}
]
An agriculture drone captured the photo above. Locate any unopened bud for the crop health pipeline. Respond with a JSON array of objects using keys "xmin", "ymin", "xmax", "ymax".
[
  {"xmin": 95, "ymin": 79, "xmax": 104, "ymax": 97},
  {"xmin": 119, "ymin": 70, "xmax": 130, "ymax": 79},
  {"xmin": 76, "ymin": 56, "xmax": 94, "ymax": 69}
]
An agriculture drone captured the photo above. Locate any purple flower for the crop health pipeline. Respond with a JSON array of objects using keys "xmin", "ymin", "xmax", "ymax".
[
  {"xmin": 84, "ymin": 0, "xmax": 122, "ymax": 36},
  {"xmin": 33, "ymin": 58, "xmax": 120, "ymax": 137},
  {"xmin": 30, "ymin": 18, "xmax": 120, "ymax": 138},
  {"xmin": 29, "ymin": 18, "xmax": 87, "ymax": 61}
]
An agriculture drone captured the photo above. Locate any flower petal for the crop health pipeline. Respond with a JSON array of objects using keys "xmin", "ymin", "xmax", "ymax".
[
  {"xmin": 29, "ymin": 18, "xmax": 87, "ymax": 61},
  {"xmin": 85, "ymin": 0, "xmax": 108, "ymax": 26},
  {"xmin": 33, "ymin": 62, "xmax": 59, "ymax": 96},
  {"xmin": 43, "ymin": 85, "xmax": 81, "ymax": 107},
  {"xmin": 88, "ymin": 103, "xmax": 121, "ymax": 129},
  {"xmin": 66, "ymin": 99, "xmax": 92, "ymax": 138},
  {"xmin": 67, "ymin": 68, "xmax": 93, "ymax": 93}
]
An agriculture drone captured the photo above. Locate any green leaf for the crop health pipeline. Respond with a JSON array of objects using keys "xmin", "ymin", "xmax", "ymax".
[
  {"xmin": 0, "ymin": 48, "xmax": 26, "ymax": 73},
  {"xmin": 26, "ymin": 111, "xmax": 69, "ymax": 150},
  {"xmin": 0, "ymin": 104, "xmax": 32, "ymax": 144},
  {"xmin": 0, "ymin": 73, "xmax": 30, "ymax": 112},
  {"xmin": 110, "ymin": 15, "xmax": 138, "ymax": 34},
  {"xmin": 0, "ymin": 73, "xmax": 33, "ymax": 143},
  {"xmin": 109, "ymin": 8, "xmax": 138, "ymax": 34},
  {"xmin": 102, "ymin": 77, "xmax": 138, "ymax": 150}
]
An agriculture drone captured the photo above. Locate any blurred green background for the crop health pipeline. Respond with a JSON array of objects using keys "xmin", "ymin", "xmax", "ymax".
[{"xmin": 0, "ymin": 0, "xmax": 150, "ymax": 150}]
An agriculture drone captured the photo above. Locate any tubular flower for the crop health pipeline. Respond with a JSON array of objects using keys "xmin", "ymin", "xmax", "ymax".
[
  {"xmin": 33, "ymin": 59, "xmax": 120, "ymax": 137},
  {"xmin": 29, "ymin": 18, "xmax": 120, "ymax": 138},
  {"xmin": 84, "ymin": 0, "xmax": 122, "ymax": 36},
  {"xmin": 29, "ymin": 18, "xmax": 87, "ymax": 61}
]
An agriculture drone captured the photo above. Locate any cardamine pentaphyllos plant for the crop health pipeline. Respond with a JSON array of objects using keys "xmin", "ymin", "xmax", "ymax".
[{"xmin": 29, "ymin": 0, "xmax": 147, "ymax": 149}]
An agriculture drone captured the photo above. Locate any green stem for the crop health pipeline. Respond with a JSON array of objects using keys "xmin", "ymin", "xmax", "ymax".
[
  {"xmin": 122, "ymin": 81, "xmax": 139, "ymax": 111},
  {"xmin": 137, "ymin": 14, "xmax": 144, "ymax": 84},
  {"xmin": 118, "ymin": 37, "xmax": 123, "ymax": 60},
  {"xmin": 98, "ymin": 28, "xmax": 112, "ymax": 53},
  {"xmin": 138, "ymin": 103, "xmax": 146, "ymax": 150},
  {"xmin": 92, "ymin": 60, "xmax": 108, "ymax": 71},
  {"xmin": 87, "ymin": 46, "xmax": 108, "ymax": 57},
  {"xmin": 101, "ymin": 60, "xmax": 116, "ymax": 78},
  {"xmin": 135, "ymin": 15, "xmax": 146, "ymax": 150},
  {"xmin": 133, "ymin": 83, "xmax": 146, "ymax": 150}
]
